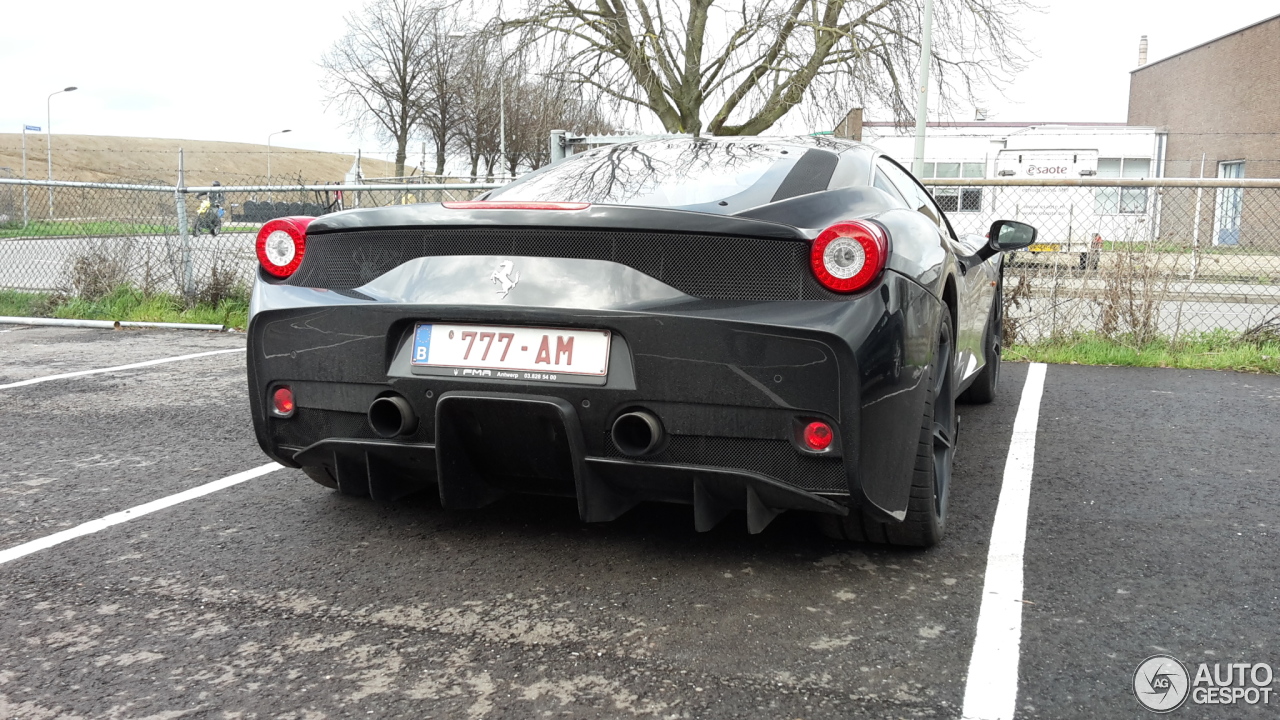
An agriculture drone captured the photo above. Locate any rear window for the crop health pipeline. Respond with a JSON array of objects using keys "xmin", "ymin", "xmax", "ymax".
[{"xmin": 490, "ymin": 140, "xmax": 816, "ymax": 212}]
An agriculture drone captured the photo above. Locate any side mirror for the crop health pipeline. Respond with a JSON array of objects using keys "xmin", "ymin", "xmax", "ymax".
[
  {"xmin": 961, "ymin": 220, "xmax": 1038, "ymax": 271},
  {"xmin": 988, "ymin": 220, "xmax": 1037, "ymax": 251}
]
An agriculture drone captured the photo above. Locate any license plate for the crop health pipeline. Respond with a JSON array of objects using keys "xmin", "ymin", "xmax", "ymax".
[
  {"xmin": 1027, "ymin": 243, "xmax": 1060, "ymax": 253},
  {"xmin": 411, "ymin": 323, "xmax": 610, "ymax": 382}
]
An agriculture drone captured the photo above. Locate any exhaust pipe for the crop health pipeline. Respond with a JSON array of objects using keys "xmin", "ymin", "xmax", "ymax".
[
  {"xmin": 611, "ymin": 410, "xmax": 665, "ymax": 456},
  {"xmin": 368, "ymin": 395, "xmax": 418, "ymax": 438}
]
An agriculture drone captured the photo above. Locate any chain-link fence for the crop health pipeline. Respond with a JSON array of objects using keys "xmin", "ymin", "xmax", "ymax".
[
  {"xmin": 930, "ymin": 177, "xmax": 1280, "ymax": 344},
  {"xmin": 0, "ymin": 179, "xmax": 498, "ymax": 302},
  {"xmin": 2, "ymin": 177, "xmax": 1279, "ymax": 343}
]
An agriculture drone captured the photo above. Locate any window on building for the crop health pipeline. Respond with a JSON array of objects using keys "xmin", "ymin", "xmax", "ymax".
[
  {"xmin": 918, "ymin": 161, "xmax": 984, "ymax": 213},
  {"xmin": 1094, "ymin": 157, "xmax": 1151, "ymax": 214},
  {"xmin": 1214, "ymin": 161, "xmax": 1244, "ymax": 245}
]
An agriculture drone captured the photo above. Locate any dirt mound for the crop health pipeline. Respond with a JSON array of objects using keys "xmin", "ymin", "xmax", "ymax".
[{"xmin": 0, "ymin": 134, "xmax": 398, "ymax": 186}]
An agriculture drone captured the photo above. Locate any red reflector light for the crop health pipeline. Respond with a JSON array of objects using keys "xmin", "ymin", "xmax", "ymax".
[
  {"xmin": 810, "ymin": 220, "xmax": 888, "ymax": 294},
  {"xmin": 803, "ymin": 421, "xmax": 834, "ymax": 451},
  {"xmin": 441, "ymin": 201, "xmax": 590, "ymax": 211},
  {"xmin": 256, "ymin": 217, "xmax": 313, "ymax": 278},
  {"xmin": 272, "ymin": 386, "xmax": 295, "ymax": 417}
]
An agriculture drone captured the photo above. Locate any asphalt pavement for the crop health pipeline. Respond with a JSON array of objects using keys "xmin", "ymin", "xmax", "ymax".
[{"xmin": 0, "ymin": 324, "xmax": 1276, "ymax": 718}]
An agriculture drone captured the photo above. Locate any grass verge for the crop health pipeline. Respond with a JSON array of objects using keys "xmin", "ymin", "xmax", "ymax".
[
  {"xmin": 0, "ymin": 221, "xmax": 176, "ymax": 239},
  {"xmin": 0, "ymin": 221, "xmax": 262, "ymax": 239},
  {"xmin": 1007, "ymin": 330, "xmax": 1280, "ymax": 374},
  {"xmin": 0, "ymin": 287, "xmax": 248, "ymax": 330}
]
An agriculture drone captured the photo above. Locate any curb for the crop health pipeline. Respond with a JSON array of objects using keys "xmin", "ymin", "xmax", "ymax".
[{"xmin": 0, "ymin": 316, "xmax": 226, "ymax": 332}]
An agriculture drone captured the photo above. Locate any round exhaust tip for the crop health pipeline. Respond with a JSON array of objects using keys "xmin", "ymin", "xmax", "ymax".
[
  {"xmin": 368, "ymin": 395, "xmax": 417, "ymax": 438},
  {"xmin": 611, "ymin": 410, "xmax": 665, "ymax": 457}
]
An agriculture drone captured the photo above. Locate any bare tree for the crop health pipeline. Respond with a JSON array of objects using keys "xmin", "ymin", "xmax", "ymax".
[
  {"xmin": 504, "ymin": 76, "xmax": 615, "ymax": 175},
  {"xmin": 451, "ymin": 34, "xmax": 616, "ymax": 178},
  {"xmin": 450, "ymin": 32, "xmax": 507, "ymax": 180},
  {"xmin": 507, "ymin": 0, "xmax": 1029, "ymax": 136},
  {"xmin": 321, "ymin": 0, "xmax": 437, "ymax": 177},
  {"xmin": 416, "ymin": 8, "xmax": 471, "ymax": 176}
]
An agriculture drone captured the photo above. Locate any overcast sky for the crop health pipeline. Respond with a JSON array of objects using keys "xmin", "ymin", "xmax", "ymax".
[{"xmin": 1, "ymin": 0, "xmax": 1275, "ymax": 162}]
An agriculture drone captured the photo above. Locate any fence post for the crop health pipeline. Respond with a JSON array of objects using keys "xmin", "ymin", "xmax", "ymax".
[
  {"xmin": 1190, "ymin": 153, "xmax": 1206, "ymax": 282},
  {"xmin": 175, "ymin": 148, "xmax": 193, "ymax": 299}
]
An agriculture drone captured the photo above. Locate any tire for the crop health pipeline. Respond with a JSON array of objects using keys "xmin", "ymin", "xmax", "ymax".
[
  {"xmin": 821, "ymin": 311, "xmax": 957, "ymax": 547},
  {"xmin": 302, "ymin": 465, "xmax": 339, "ymax": 489},
  {"xmin": 959, "ymin": 279, "xmax": 1002, "ymax": 404}
]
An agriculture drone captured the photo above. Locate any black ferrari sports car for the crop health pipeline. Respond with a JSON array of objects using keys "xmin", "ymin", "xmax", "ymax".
[{"xmin": 247, "ymin": 136, "xmax": 1035, "ymax": 546}]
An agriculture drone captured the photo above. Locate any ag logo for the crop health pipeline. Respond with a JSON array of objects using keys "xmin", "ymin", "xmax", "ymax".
[
  {"xmin": 490, "ymin": 260, "xmax": 520, "ymax": 298},
  {"xmin": 1135, "ymin": 654, "xmax": 1190, "ymax": 713}
]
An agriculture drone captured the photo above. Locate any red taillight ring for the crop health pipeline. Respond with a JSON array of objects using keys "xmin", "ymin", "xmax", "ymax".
[
  {"xmin": 256, "ymin": 217, "xmax": 314, "ymax": 278},
  {"xmin": 810, "ymin": 220, "xmax": 888, "ymax": 294}
]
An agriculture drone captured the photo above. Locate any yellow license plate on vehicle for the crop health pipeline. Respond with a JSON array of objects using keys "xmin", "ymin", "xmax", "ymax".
[{"xmin": 1028, "ymin": 243, "xmax": 1060, "ymax": 253}]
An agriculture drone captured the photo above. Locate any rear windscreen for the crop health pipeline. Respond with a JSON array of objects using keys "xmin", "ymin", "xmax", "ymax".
[{"xmin": 489, "ymin": 139, "xmax": 826, "ymax": 212}]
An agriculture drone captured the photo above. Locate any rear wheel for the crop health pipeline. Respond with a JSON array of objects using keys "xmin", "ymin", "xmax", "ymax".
[
  {"xmin": 959, "ymin": 281, "xmax": 1002, "ymax": 404},
  {"xmin": 821, "ymin": 311, "xmax": 956, "ymax": 547}
]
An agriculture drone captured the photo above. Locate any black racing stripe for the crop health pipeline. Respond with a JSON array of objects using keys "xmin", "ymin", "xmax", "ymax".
[{"xmin": 770, "ymin": 150, "xmax": 840, "ymax": 202}]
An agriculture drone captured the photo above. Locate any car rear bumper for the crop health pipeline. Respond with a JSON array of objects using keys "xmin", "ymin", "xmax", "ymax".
[{"xmin": 247, "ymin": 270, "xmax": 938, "ymax": 523}]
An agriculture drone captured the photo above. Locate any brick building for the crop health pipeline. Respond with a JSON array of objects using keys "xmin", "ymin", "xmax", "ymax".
[{"xmin": 1128, "ymin": 13, "xmax": 1280, "ymax": 246}]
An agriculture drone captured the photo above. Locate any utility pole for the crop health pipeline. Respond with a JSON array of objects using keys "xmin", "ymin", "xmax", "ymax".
[{"xmin": 911, "ymin": 0, "xmax": 934, "ymax": 176}]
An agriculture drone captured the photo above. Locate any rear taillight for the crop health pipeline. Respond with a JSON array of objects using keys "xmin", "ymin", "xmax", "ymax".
[
  {"xmin": 441, "ymin": 201, "xmax": 590, "ymax": 210},
  {"xmin": 809, "ymin": 220, "xmax": 888, "ymax": 294},
  {"xmin": 802, "ymin": 421, "xmax": 834, "ymax": 451},
  {"xmin": 271, "ymin": 386, "xmax": 295, "ymax": 417},
  {"xmin": 256, "ymin": 217, "xmax": 313, "ymax": 278}
]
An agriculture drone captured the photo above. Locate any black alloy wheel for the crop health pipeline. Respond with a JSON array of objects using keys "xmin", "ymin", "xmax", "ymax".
[{"xmin": 821, "ymin": 310, "xmax": 957, "ymax": 547}]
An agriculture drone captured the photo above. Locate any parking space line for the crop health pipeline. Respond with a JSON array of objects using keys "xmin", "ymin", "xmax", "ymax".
[
  {"xmin": 961, "ymin": 362, "xmax": 1048, "ymax": 720},
  {"xmin": 0, "ymin": 462, "xmax": 282, "ymax": 566},
  {"xmin": 0, "ymin": 348, "xmax": 245, "ymax": 390}
]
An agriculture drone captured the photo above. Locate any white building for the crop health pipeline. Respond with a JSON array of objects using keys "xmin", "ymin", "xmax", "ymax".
[{"xmin": 860, "ymin": 122, "xmax": 1168, "ymax": 245}]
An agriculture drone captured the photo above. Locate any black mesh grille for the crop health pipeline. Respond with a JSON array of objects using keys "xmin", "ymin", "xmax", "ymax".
[
  {"xmin": 606, "ymin": 433, "xmax": 848, "ymax": 493},
  {"xmin": 274, "ymin": 408, "xmax": 377, "ymax": 448},
  {"xmin": 289, "ymin": 228, "xmax": 841, "ymax": 301}
]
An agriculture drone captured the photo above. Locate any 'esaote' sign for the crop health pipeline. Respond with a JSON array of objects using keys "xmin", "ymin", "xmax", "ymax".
[{"xmin": 996, "ymin": 149, "xmax": 1099, "ymax": 179}]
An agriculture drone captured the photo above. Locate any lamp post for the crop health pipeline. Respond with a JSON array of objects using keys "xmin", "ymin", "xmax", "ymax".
[
  {"xmin": 46, "ymin": 86, "xmax": 77, "ymax": 219},
  {"xmin": 267, "ymin": 129, "xmax": 291, "ymax": 202},
  {"xmin": 910, "ymin": 0, "xmax": 934, "ymax": 176}
]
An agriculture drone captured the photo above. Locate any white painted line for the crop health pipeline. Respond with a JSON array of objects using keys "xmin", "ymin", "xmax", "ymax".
[
  {"xmin": 961, "ymin": 362, "xmax": 1048, "ymax": 720},
  {"xmin": 0, "ymin": 348, "xmax": 245, "ymax": 390},
  {"xmin": 0, "ymin": 463, "xmax": 283, "ymax": 566}
]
